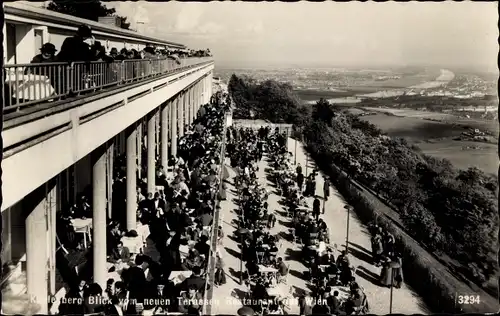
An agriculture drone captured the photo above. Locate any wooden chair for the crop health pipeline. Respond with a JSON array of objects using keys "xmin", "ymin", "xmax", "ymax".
[{"xmin": 256, "ymin": 252, "xmax": 265, "ymax": 264}]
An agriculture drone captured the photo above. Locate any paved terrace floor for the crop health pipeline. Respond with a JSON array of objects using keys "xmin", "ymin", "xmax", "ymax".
[{"xmin": 211, "ymin": 138, "xmax": 428, "ymax": 315}]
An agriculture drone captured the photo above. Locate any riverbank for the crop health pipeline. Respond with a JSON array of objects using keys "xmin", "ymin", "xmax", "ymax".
[{"xmin": 303, "ymin": 69, "xmax": 455, "ymax": 104}]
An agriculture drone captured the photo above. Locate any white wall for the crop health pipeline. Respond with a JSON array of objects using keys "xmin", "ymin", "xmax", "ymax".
[{"xmin": 14, "ymin": 24, "xmax": 35, "ymax": 64}]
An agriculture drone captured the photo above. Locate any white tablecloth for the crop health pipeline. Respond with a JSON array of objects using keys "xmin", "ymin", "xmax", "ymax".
[
  {"xmin": 267, "ymin": 284, "xmax": 289, "ymax": 297},
  {"xmin": 169, "ymin": 271, "xmax": 192, "ymax": 285},
  {"xmin": 6, "ymin": 74, "xmax": 55, "ymax": 100},
  {"xmin": 121, "ymin": 236, "xmax": 142, "ymax": 254},
  {"xmin": 71, "ymin": 218, "xmax": 92, "ymax": 232},
  {"xmin": 258, "ymin": 265, "xmax": 278, "ymax": 273}
]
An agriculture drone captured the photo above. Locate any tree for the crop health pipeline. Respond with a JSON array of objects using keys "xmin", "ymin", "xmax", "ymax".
[
  {"xmin": 47, "ymin": 0, "xmax": 131, "ymax": 30},
  {"xmin": 312, "ymin": 98, "xmax": 335, "ymax": 125},
  {"xmin": 117, "ymin": 16, "xmax": 131, "ymax": 30},
  {"xmin": 47, "ymin": 0, "xmax": 115, "ymax": 21}
]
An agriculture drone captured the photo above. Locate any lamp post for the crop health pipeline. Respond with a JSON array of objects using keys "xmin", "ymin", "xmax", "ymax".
[
  {"xmin": 389, "ymin": 260, "xmax": 400, "ymax": 314},
  {"xmin": 237, "ymin": 227, "xmax": 250, "ymax": 285},
  {"xmin": 389, "ymin": 272, "xmax": 394, "ymax": 314},
  {"xmin": 344, "ymin": 205, "xmax": 352, "ymax": 252}
]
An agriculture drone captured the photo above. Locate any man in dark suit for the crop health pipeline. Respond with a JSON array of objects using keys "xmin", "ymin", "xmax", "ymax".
[
  {"xmin": 123, "ymin": 255, "xmax": 148, "ymax": 303},
  {"xmin": 194, "ymin": 235, "xmax": 210, "ymax": 257},
  {"xmin": 179, "ymin": 266, "xmax": 207, "ymax": 294},
  {"xmin": 148, "ymin": 192, "xmax": 166, "ymax": 213},
  {"xmin": 109, "ymin": 241, "xmax": 131, "ymax": 263},
  {"xmin": 104, "ymin": 296, "xmax": 124, "ymax": 316},
  {"xmin": 321, "ymin": 248, "xmax": 336, "ymax": 266}
]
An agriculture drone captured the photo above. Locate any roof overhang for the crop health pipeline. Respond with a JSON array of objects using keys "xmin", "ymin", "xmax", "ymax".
[{"xmin": 4, "ymin": 2, "xmax": 187, "ymax": 49}]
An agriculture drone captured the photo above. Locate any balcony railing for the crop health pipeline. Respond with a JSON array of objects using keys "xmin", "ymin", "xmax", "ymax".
[{"xmin": 2, "ymin": 57, "xmax": 213, "ymax": 113}]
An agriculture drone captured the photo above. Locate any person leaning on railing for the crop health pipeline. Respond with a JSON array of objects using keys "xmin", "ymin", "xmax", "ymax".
[
  {"xmin": 24, "ymin": 43, "xmax": 63, "ymax": 95},
  {"xmin": 57, "ymin": 25, "xmax": 94, "ymax": 94}
]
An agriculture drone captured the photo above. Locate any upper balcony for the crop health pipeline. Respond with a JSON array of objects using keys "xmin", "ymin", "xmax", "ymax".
[
  {"xmin": 2, "ymin": 2, "xmax": 216, "ymax": 210},
  {"xmin": 2, "ymin": 56, "xmax": 214, "ymax": 211}
]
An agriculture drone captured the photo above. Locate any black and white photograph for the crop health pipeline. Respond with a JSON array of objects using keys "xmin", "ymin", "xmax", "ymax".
[{"xmin": 0, "ymin": 1, "xmax": 498, "ymax": 315}]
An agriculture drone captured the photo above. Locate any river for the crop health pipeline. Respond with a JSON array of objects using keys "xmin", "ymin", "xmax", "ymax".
[{"xmin": 305, "ymin": 69, "xmax": 455, "ymax": 104}]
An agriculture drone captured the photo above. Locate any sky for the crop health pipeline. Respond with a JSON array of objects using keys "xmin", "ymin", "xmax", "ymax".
[{"xmin": 107, "ymin": 2, "xmax": 496, "ymax": 70}]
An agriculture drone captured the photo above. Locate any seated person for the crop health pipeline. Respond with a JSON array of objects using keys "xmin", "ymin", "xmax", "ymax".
[
  {"xmin": 109, "ymin": 241, "xmax": 131, "ymax": 263},
  {"xmin": 178, "ymin": 285, "xmax": 203, "ymax": 315},
  {"xmin": 276, "ymin": 257, "xmax": 288, "ymax": 279},
  {"xmin": 345, "ymin": 292, "xmax": 363, "ymax": 315},
  {"xmin": 181, "ymin": 249, "xmax": 204, "ymax": 271},
  {"xmin": 197, "ymin": 210, "xmax": 213, "ymax": 227},
  {"xmin": 103, "ymin": 278, "xmax": 115, "ymax": 299},
  {"xmin": 246, "ymin": 260, "xmax": 260, "ymax": 278},
  {"xmin": 320, "ymin": 248, "xmax": 336, "ymax": 266},
  {"xmin": 179, "ymin": 266, "xmax": 207, "ymax": 294},
  {"xmin": 329, "ymin": 290, "xmax": 343, "ymax": 315},
  {"xmin": 251, "ymin": 279, "xmax": 269, "ymax": 301},
  {"xmin": 194, "ymin": 235, "xmax": 210, "ymax": 257}
]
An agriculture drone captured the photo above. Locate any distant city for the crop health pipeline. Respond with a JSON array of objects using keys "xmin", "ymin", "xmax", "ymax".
[{"xmin": 215, "ymin": 67, "xmax": 497, "ymax": 102}]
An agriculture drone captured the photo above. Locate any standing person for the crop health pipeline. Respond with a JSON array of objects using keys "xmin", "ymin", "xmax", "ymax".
[
  {"xmin": 296, "ymin": 163, "xmax": 302, "ymax": 175},
  {"xmin": 323, "ymin": 176, "xmax": 330, "ymax": 201},
  {"xmin": 299, "ymin": 293, "xmax": 313, "ymax": 315},
  {"xmin": 371, "ymin": 234, "xmax": 384, "ymax": 266},
  {"xmin": 379, "ymin": 257, "xmax": 393, "ymax": 288},
  {"xmin": 313, "ymin": 197, "xmax": 321, "ymax": 221},
  {"xmin": 297, "ymin": 172, "xmax": 304, "ymax": 193},
  {"xmin": 57, "ymin": 24, "xmax": 93, "ymax": 63},
  {"xmin": 392, "ymin": 254, "xmax": 404, "ymax": 289}
]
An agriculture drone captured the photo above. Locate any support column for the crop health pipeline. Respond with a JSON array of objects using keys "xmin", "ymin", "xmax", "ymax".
[
  {"xmin": 188, "ymin": 87, "xmax": 193, "ymax": 126},
  {"xmin": 147, "ymin": 110, "xmax": 157, "ymax": 194},
  {"xmin": 126, "ymin": 125, "xmax": 137, "ymax": 231},
  {"xmin": 26, "ymin": 186, "xmax": 48, "ymax": 313},
  {"xmin": 197, "ymin": 81, "xmax": 202, "ymax": 116},
  {"xmin": 184, "ymin": 89, "xmax": 189, "ymax": 129},
  {"xmin": 92, "ymin": 144, "xmax": 108, "ymax": 289},
  {"xmin": 193, "ymin": 83, "xmax": 198, "ymax": 122},
  {"xmin": 171, "ymin": 96, "xmax": 178, "ymax": 158},
  {"xmin": 161, "ymin": 101, "xmax": 170, "ymax": 169},
  {"xmin": 178, "ymin": 92, "xmax": 185, "ymax": 138},
  {"xmin": 106, "ymin": 142, "xmax": 114, "ymax": 220},
  {"xmin": 155, "ymin": 111, "xmax": 160, "ymax": 158},
  {"xmin": 47, "ymin": 179, "xmax": 58, "ymax": 296},
  {"xmin": 137, "ymin": 121, "xmax": 142, "ymax": 180}
]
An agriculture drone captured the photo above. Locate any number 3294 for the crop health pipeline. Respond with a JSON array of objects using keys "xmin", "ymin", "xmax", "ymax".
[{"xmin": 458, "ymin": 295, "xmax": 480, "ymax": 304}]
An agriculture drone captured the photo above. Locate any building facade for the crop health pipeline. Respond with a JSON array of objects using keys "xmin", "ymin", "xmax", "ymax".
[{"xmin": 1, "ymin": 3, "xmax": 214, "ymax": 314}]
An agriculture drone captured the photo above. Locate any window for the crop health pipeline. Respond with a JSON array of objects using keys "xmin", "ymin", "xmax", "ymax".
[{"xmin": 34, "ymin": 29, "xmax": 43, "ymax": 55}]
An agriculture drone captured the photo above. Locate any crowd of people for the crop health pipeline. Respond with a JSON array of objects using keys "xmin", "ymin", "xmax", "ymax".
[
  {"xmin": 267, "ymin": 137, "xmax": 369, "ymax": 315},
  {"xmin": 226, "ymin": 127, "xmax": 290, "ymax": 315},
  {"xmin": 3, "ymin": 24, "xmax": 212, "ymax": 109},
  {"xmin": 369, "ymin": 223, "xmax": 404, "ymax": 289},
  {"xmin": 28, "ymin": 25, "xmax": 211, "ymax": 66},
  {"xmin": 224, "ymin": 125, "xmax": 384, "ymax": 315},
  {"xmin": 55, "ymin": 90, "xmax": 230, "ymax": 315}
]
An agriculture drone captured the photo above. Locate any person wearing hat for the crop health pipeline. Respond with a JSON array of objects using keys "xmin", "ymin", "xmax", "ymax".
[
  {"xmin": 109, "ymin": 47, "xmax": 119, "ymax": 59},
  {"xmin": 57, "ymin": 24, "xmax": 93, "ymax": 63},
  {"xmin": 25, "ymin": 42, "xmax": 62, "ymax": 93},
  {"xmin": 30, "ymin": 43, "xmax": 58, "ymax": 64}
]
